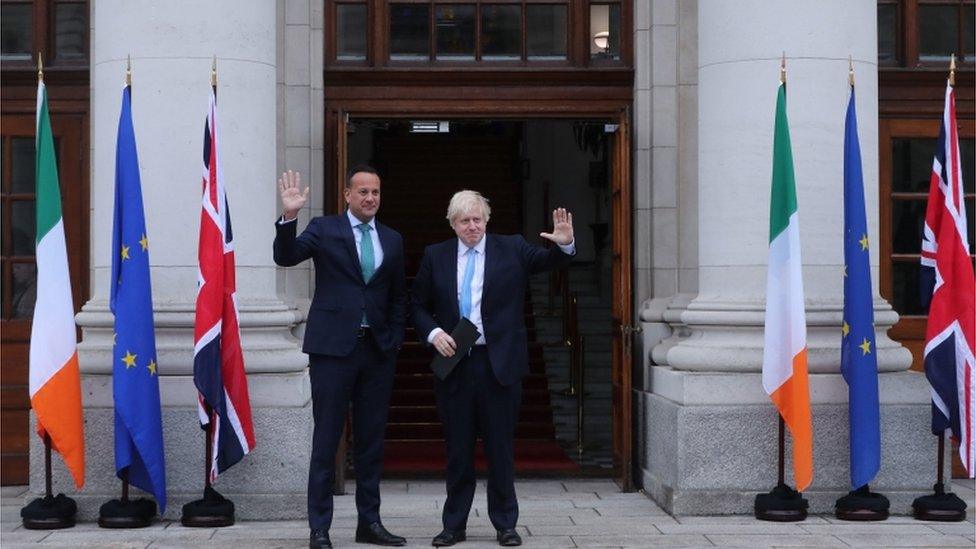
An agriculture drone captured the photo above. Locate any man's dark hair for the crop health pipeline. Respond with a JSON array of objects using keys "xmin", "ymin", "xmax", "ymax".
[{"xmin": 346, "ymin": 164, "xmax": 380, "ymax": 188}]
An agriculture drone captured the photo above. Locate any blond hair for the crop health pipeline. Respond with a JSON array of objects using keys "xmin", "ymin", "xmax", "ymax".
[{"xmin": 446, "ymin": 190, "xmax": 491, "ymax": 224}]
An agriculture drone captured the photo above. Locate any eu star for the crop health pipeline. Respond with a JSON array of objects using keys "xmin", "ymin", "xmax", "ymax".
[
  {"xmin": 121, "ymin": 244, "xmax": 131, "ymax": 260},
  {"xmin": 147, "ymin": 359, "xmax": 157, "ymax": 376},
  {"xmin": 859, "ymin": 337, "xmax": 872, "ymax": 355},
  {"xmin": 139, "ymin": 233, "xmax": 149, "ymax": 252},
  {"xmin": 122, "ymin": 350, "xmax": 137, "ymax": 369},
  {"xmin": 859, "ymin": 233, "xmax": 869, "ymax": 251},
  {"xmin": 842, "ymin": 321, "xmax": 850, "ymax": 337}
]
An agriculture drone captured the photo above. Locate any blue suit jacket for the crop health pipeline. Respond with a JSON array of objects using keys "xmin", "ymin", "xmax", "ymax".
[
  {"xmin": 410, "ymin": 234, "xmax": 573, "ymax": 386},
  {"xmin": 274, "ymin": 214, "xmax": 406, "ymax": 357}
]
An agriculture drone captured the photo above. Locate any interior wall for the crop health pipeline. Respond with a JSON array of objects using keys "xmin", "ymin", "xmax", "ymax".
[{"xmin": 520, "ymin": 120, "xmax": 610, "ymax": 263}]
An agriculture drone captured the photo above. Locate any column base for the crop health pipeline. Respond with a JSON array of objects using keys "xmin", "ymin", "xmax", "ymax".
[{"xmin": 638, "ymin": 367, "xmax": 942, "ymax": 515}]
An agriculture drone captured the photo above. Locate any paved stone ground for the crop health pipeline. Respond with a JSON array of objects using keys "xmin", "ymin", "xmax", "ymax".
[{"xmin": 1, "ymin": 479, "xmax": 973, "ymax": 548}]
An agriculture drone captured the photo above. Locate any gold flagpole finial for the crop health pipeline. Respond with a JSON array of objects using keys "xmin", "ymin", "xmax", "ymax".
[
  {"xmin": 780, "ymin": 52, "xmax": 786, "ymax": 84},
  {"xmin": 37, "ymin": 53, "xmax": 44, "ymax": 81},
  {"xmin": 211, "ymin": 55, "xmax": 217, "ymax": 88},
  {"xmin": 949, "ymin": 54, "xmax": 956, "ymax": 87},
  {"xmin": 126, "ymin": 54, "xmax": 132, "ymax": 86},
  {"xmin": 848, "ymin": 55, "xmax": 855, "ymax": 87}
]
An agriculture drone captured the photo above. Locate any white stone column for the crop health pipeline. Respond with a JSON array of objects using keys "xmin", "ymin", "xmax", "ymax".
[
  {"xmin": 36, "ymin": 0, "xmax": 312, "ymax": 519},
  {"xmin": 640, "ymin": 0, "xmax": 934, "ymax": 515}
]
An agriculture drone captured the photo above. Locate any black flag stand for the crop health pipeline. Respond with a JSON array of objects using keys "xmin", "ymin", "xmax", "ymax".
[
  {"xmin": 912, "ymin": 434, "xmax": 967, "ymax": 521},
  {"xmin": 97, "ymin": 468, "xmax": 157, "ymax": 528},
  {"xmin": 754, "ymin": 417, "xmax": 808, "ymax": 521},
  {"xmin": 181, "ymin": 411, "xmax": 235, "ymax": 527},
  {"xmin": 20, "ymin": 433, "xmax": 77, "ymax": 529},
  {"xmin": 835, "ymin": 484, "xmax": 889, "ymax": 521}
]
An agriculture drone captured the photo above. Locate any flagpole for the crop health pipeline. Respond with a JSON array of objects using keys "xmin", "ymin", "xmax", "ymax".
[
  {"xmin": 755, "ymin": 53, "xmax": 809, "ymax": 523},
  {"xmin": 910, "ymin": 53, "xmax": 968, "ymax": 523},
  {"xmin": 182, "ymin": 57, "xmax": 237, "ymax": 527},
  {"xmin": 21, "ymin": 54, "xmax": 78, "ymax": 529}
]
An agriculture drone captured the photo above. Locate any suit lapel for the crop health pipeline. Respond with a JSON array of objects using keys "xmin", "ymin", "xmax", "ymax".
[
  {"xmin": 482, "ymin": 234, "xmax": 499, "ymax": 307},
  {"xmin": 338, "ymin": 214, "xmax": 364, "ymax": 282},
  {"xmin": 368, "ymin": 222, "xmax": 394, "ymax": 284},
  {"xmin": 447, "ymin": 239, "xmax": 460, "ymax": 319}
]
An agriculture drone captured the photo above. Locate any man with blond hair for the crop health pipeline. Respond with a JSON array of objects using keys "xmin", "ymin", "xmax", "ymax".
[{"xmin": 411, "ymin": 190, "xmax": 575, "ymax": 547}]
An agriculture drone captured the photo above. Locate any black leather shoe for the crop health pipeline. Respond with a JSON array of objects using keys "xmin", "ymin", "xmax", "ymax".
[
  {"xmin": 432, "ymin": 529, "xmax": 466, "ymax": 546},
  {"xmin": 310, "ymin": 529, "xmax": 333, "ymax": 549},
  {"xmin": 496, "ymin": 528, "xmax": 522, "ymax": 547},
  {"xmin": 356, "ymin": 521, "xmax": 407, "ymax": 546}
]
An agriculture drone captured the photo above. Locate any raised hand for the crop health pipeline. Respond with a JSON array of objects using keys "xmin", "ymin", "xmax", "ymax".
[
  {"xmin": 540, "ymin": 207, "xmax": 574, "ymax": 246},
  {"xmin": 278, "ymin": 170, "xmax": 309, "ymax": 220}
]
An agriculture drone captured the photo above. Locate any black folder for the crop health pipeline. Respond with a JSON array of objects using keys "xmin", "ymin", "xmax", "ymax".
[{"xmin": 430, "ymin": 318, "xmax": 481, "ymax": 380}]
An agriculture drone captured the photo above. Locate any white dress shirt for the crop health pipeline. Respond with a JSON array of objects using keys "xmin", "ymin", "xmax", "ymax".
[{"xmin": 427, "ymin": 236, "xmax": 575, "ymax": 347}]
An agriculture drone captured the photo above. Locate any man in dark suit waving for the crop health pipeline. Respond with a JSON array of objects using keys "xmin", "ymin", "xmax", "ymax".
[
  {"xmin": 274, "ymin": 166, "xmax": 407, "ymax": 549},
  {"xmin": 411, "ymin": 191, "xmax": 575, "ymax": 547}
]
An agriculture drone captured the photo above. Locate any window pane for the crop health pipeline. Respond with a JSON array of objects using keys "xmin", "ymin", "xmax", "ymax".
[
  {"xmin": 590, "ymin": 3, "xmax": 621, "ymax": 60},
  {"xmin": 390, "ymin": 3, "xmax": 430, "ymax": 60},
  {"xmin": 527, "ymin": 4, "xmax": 567, "ymax": 60},
  {"xmin": 436, "ymin": 4, "xmax": 475, "ymax": 60},
  {"xmin": 337, "ymin": 3, "xmax": 367, "ymax": 61},
  {"xmin": 12, "ymin": 200, "xmax": 35, "ymax": 256},
  {"xmin": 11, "ymin": 137, "xmax": 35, "ymax": 194},
  {"xmin": 12, "ymin": 263, "xmax": 36, "ymax": 319},
  {"xmin": 55, "ymin": 2, "xmax": 86, "ymax": 60},
  {"xmin": 481, "ymin": 4, "xmax": 520, "ymax": 60},
  {"xmin": 891, "ymin": 199, "xmax": 926, "ymax": 254},
  {"xmin": 877, "ymin": 3, "xmax": 898, "ymax": 63},
  {"xmin": 918, "ymin": 5, "xmax": 957, "ymax": 61},
  {"xmin": 1, "ymin": 4, "xmax": 32, "ymax": 61},
  {"xmin": 892, "ymin": 261, "xmax": 924, "ymax": 315},
  {"xmin": 891, "ymin": 138, "xmax": 936, "ymax": 193},
  {"xmin": 962, "ymin": 138, "xmax": 974, "ymax": 194}
]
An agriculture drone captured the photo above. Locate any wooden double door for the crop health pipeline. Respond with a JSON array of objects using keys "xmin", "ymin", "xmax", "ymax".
[{"xmin": 331, "ymin": 109, "xmax": 637, "ymax": 489}]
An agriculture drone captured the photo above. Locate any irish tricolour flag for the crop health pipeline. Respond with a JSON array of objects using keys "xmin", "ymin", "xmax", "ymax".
[
  {"xmin": 762, "ymin": 82, "xmax": 813, "ymax": 491},
  {"xmin": 29, "ymin": 78, "xmax": 85, "ymax": 488}
]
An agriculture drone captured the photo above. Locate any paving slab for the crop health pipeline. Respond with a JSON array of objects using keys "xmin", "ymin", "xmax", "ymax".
[
  {"xmin": 703, "ymin": 534, "xmax": 846, "ymax": 547},
  {"xmin": 834, "ymin": 533, "xmax": 975, "ymax": 546}
]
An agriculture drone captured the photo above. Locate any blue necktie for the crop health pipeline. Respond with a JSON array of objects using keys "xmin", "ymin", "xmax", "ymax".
[
  {"xmin": 358, "ymin": 223, "xmax": 374, "ymax": 282},
  {"xmin": 460, "ymin": 248, "xmax": 477, "ymax": 319}
]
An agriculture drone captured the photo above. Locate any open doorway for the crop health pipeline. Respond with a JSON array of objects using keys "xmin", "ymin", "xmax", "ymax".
[{"xmin": 345, "ymin": 117, "xmax": 621, "ymax": 477}]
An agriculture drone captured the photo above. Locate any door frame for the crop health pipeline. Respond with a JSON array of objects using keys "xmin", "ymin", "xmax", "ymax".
[{"xmin": 327, "ymin": 101, "xmax": 636, "ymax": 488}]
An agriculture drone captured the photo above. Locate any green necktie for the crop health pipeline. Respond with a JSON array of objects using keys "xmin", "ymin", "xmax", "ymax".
[{"xmin": 358, "ymin": 223, "xmax": 374, "ymax": 282}]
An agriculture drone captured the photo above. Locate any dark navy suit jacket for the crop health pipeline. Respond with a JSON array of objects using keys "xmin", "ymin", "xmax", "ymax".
[
  {"xmin": 410, "ymin": 234, "xmax": 572, "ymax": 387},
  {"xmin": 274, "ymin": 214, "xmax": 406, "ymax": 357}
]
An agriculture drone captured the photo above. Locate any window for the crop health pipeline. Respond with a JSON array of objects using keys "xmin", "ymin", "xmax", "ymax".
[
  {"xmin": 879, "ymin": 119, "xmax": 976, "ymax": 370},
  {"xmin": 0, "ymin": 0, "xmax": 88, "ymax": 66},
  {"xmin": 327, "ymin": 1, "xmax": 630, "ymax": 67},
  {"xmin": 1, "ymin": 135, "xmax": 38, "ymax": 320},
  {"xmin": 877, "ymin": 0, "xmax": 974, "ymax": 66}
]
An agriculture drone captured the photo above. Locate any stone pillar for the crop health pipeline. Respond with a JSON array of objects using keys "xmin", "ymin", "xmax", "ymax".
[
  {"xmin": 31, "ymin": 0, "xmax": 314, "ymax": 520},
  {"xmin": 640, "ymin": 0, "xmax": 935, "ymax": 514}
]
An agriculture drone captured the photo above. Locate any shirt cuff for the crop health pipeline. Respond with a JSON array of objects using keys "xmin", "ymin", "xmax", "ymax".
[
  {"xmin": 427, "ymin": 327, "xmax": 445, "ymax": 344},
  {"xmin": 558, "ymin": 240, "xmax": 576, "ymax": 256},
  {"xmin": 277, "ymin": 215, "xmax": 298, "ymax": 225}
]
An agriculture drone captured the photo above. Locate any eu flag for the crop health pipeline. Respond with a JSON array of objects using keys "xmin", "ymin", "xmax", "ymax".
[
  {"xmin": 111, "ymin": 84, "xmax": 166, "ymax": 511},
  {"xmin": 840, "ymin": 87, "xmax": 881, "ymax": 490}
]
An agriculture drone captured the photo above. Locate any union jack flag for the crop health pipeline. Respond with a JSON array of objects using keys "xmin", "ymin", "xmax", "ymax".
[
  {"xmin": 920, "ymin": 80, "xmax": 975, "ymax": 478},
  {"xmin": 193, "ymin": 86, "xmax": 256, "ymax": 481}
]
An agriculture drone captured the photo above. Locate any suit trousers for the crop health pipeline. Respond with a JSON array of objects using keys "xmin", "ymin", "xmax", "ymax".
[
  {"xmin": 307, "ymin": 333, "xmax": 395, "ymax": 531},
  {"xmin": 435, "ymin": 346, "xmax": 522, "ymax": 531}
]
